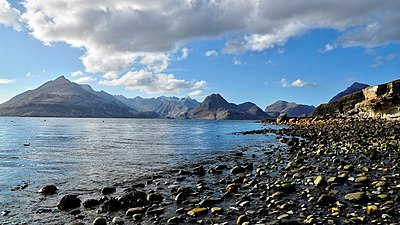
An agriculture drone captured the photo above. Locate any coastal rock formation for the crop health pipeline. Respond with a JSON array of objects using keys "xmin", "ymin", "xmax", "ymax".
[
  {"xmin": 187, "ymin": 93, "xmax": 272, "ymax": 120},
  {"xmin": 329, "ymin": 82, "xmax": 369, "ymax": 103},
  {"xmin": 265, "ymin": 100, "xmax": 315, "ymax": 118},
  {"xmin": 314, "ymin": 79, "xmax": 400, "ymax": 118},
  {"xmin": 0, "ymin": 76, "xmax": 136, "ymax": 118}
]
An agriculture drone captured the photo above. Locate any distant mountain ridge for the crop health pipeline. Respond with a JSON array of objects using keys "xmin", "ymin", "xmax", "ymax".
[
  {"xmin": 187, "ymin": 93, "xmax": 272, "ymax": 120},
  {"xmin": 329, "ymin": 82, "xmax": 369, "ymax": 103},
  {"xmin": 0, "ymin": 76, "xmax": 290, "ymax": 120},
  {"xmin": 114, "ymin": 95, "xmax": 199, "ymax": 118},
  {"xmin": 265, "ymin": 100, "xmax": 315, "ymax": 118},
  {"xmin": 0, "ymin": 76, "xmax": 135, "ymax": 118}
]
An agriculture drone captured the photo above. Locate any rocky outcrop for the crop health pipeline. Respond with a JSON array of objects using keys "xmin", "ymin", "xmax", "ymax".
[
  {"xmin": 329, "ymin": 82, "xmax": 369, "ymax": 103},
  {"xmin": 187, "ymin": 93, "xmax": 272, "ymax": 120},
  {"xmin": 265, "ymin": 100, "xmax": 315, "ymax": 118},
  {"xmin": 314, "ymin": 79, "xmax": 400, "ymax": 118}
]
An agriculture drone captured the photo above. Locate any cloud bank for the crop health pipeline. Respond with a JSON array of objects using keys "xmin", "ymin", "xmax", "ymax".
[
  {"xmin": 99, "ymin": 70, "xmax": 206, "ymax": 94},
  {"xmin": 2, "ymin": 0, "xmax": 399, "ymax": 94},
  {"xmin": 0, "ymin": 0, "xmax": 21, "ymax": 30}
]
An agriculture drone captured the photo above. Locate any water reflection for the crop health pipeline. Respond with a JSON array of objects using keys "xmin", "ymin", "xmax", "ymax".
[{"xmin": 0, "ymin": 117, "xmax": 279, "ymax": 224}]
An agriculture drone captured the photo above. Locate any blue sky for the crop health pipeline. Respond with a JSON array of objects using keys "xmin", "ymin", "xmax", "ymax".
[{"xmin": 0, "ymin": 1, "xmax": 399, "ymax": 108}]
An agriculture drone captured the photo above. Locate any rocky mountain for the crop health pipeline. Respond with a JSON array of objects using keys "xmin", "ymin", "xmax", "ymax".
[
  {"xmin": 329, "ymin": 82, "xmax": 369, "ymax": 103},
  {"xmin": 0, "ymin": 76, "xmax": 135, "ymax": 118},
  {"xmin": 314, "ymin": 79, "xmax": 400, "ymax": 118},
  {"xmin": 114, "ymin": 95, "xmax": 199, "ymax": 118},
  {"xmin": 187, "ymin": 93, "xmax": 272, "ymax": 120},
  {"xmin": 265, "ymin": 100, "xmax": 315, "ymax": 118}
]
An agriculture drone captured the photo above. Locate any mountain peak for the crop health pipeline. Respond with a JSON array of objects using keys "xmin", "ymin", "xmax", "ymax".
[
  {"xmin": 53, "ymin": 75, "xmax": 70, "ymax": 84},
  {"xmin": 329, "ymin": 82, "xmax": 369, "ymax": 103}
]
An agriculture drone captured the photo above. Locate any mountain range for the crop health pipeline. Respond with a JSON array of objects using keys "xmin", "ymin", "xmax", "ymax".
[
  {"xmin": 0, "ymin": 76, "xmax": 134, "ymax": 118},
  {"xmin": 265, "ymin": 100, "xmax": 315, "ymax": 118},
  {"xmin": 0, "ymin": 76, "xmax": 319, "ymax": 119},
  {"xmin": 187, "ymin": 93, "xmax": 272, "ymax": 120}
]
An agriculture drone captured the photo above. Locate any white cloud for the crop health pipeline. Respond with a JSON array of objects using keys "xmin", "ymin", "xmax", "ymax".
[
  {"xmin": 25, "ymin": 72, "xmax": 34, "ymax": 77},
  {"xmin": 74, "ymin": 76, "xmax": 96, "ymax": 83},
  {"xmin": 372, "ymin": 53, "xmax": 398, "ymax": 67},
  {"xmin": 0, "ymin": 78, "xmax": 16, "ymax": 84},
  {"xmin": 280, "ymin": 78, "xmax": 317, "ymax": 88},
  {"xmin": 139, "ymin": 53, "xmax": 169, "ymax": 73},
  {"xmin": 71, "ymin": 70, "xmax": 84, "ymax": 77},
  {"xmin": 205, "ymin": 50, "xmax": 218, "ymax": 57},
  {"xmin": 188, "ymin": 90, "xmax": 203, "ymax": 97},
  {"xmin": 0, "ymin": 0, "xmax": 395, "ymax": 94},
  {"xmin": 18, "ymin": 0, "xmax": 400, "ymax": 76},
  {"xmin": 233, "ymin": 59, "xmax": 242, "ymax": 65},
  {"xmin": 0, "ymin": 0, "xmax": 22, "ymax": 30},
  {"xmin": 99, "ymin": 70, "xmax": 206, "ymax": 94},
  {"xmin": 322, "ymin": 43, "xmax": 336, "ymax": 52},
  {"xmin": 178, "ymin": 47, "xmax": 189, "ymax": 60}
]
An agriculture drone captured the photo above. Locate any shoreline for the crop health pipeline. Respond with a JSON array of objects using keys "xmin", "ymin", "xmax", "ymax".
[{"xmin": 4, "ymin": 118, "xmax": 400, "ymax": 224}]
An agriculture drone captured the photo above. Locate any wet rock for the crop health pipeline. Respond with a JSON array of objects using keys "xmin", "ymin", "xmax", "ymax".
[
  {"xmin": 83, "ymin": 199, "xmax": 100, "ymax": 209},
  {"xmin": 314, "ymin": 175, "xmax": 327, "ymax": 187},
  {"xmin": 317, "ymin": 194, "xmax": 336, "ymax": 206},
  {"xmin": 132, "ymin": 214, "xmax": 142, "ymax": 221},
  {"xmin": 367, "ymin": 205, "xmax": 378, "ymax": 215},
  {"xmin": 216, "ymin": 164, "xmax": 228, "ymax": 170},
  {"xmin": 344, "ymin": 192, "xmax": 367, "ymax": 203},
  {"xmin": 118, "ymin": 190, "xmax": 147, "ymax": 208},
  {"xmin": 146, "ymin": 207, "xmax": 165, "ymax": 215},
  {"xmin": 187, "ymin": 208, "xmax": 208, "ymax": 217},
  {"xmin": 211, "ymin": 207, "xmax": 223, "ymax": 215},
  {"xmin": 102, "ymin": 198, "xmax": 122, "ymax": 211},
  {"xmin": 373, "ymin": 180, "xmax": 387, "ymax": 187},
  {"xmin": 237, "ymin": 214, "xmax": 249, "ymax": 225},
  {"xmin": 198, "ymin": 198, "xmax": 223, "ymax": 207},
  {"xmin": 167, "ymin": 216, "xmax": 184, "ymax": 224},
  {"xmin": 38, "ymin": 185, "xmax": 58, "ymax": 195},
  {"xmin": 102, "ymin": 187, "xmax": 116, "ymax": 195},
  {"xmin": 193, "ymin": 166, "xmax": 206, "ymax": 176},
  {"xmin": 280, "ymin": 183, "xmax": 296, "ymax": 194},
  {"xmin": 112, "ymin": 217, "xmax": 124, "ymax": 225},
  {"xmin": 231, "ymin": 165, "xmax": 246, "ymax": 174},
  {"xmin": 146, "ymin": 192, "xmax": 163, "ymax": 203},
  {"xmin": 226, "ymin": 184, "xmax": 240, "ymax": 193},
  {"xmin": 354, "ymin": 176, "xmax": 369, "ymax": 184},
  {"xmin": 93, "ymin": 217, "xmax": 107, "ymax": 225},
  {"xmin": 175, "ymin": 192, "xmax": 186, "ymax": 204},
  {"xmin": 57, "ymin": 195, "xmax": 81, "ymax": 210},
  {"xmin": 126, "ymin": 207, "xmax": 146, "ymax": 216}
]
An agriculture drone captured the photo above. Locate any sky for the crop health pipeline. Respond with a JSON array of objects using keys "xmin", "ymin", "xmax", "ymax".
[{"xmin": 0, "ymin": 0, "xmax": 399, "ymax": 108}]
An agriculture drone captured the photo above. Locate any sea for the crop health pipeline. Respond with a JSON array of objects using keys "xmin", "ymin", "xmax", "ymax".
[{"xmin": 0, "ymin": 117, "xmax": 281, "ymax": 224}]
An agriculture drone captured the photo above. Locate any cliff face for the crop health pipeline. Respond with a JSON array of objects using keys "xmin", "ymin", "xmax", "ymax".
[{"xmin": 314, "ymin": 80, "xmax": 400, "ymax": 118}]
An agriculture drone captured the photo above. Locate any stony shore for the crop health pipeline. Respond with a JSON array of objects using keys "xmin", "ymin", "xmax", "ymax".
[{"xmin": 31, "ymin": 118, "xmax": 400, "ymax": 224}]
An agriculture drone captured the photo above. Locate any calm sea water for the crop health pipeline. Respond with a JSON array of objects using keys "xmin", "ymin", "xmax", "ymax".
[{"xmin": 0, "ymin": 117, "xmax": 280, "ymax": 224}]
